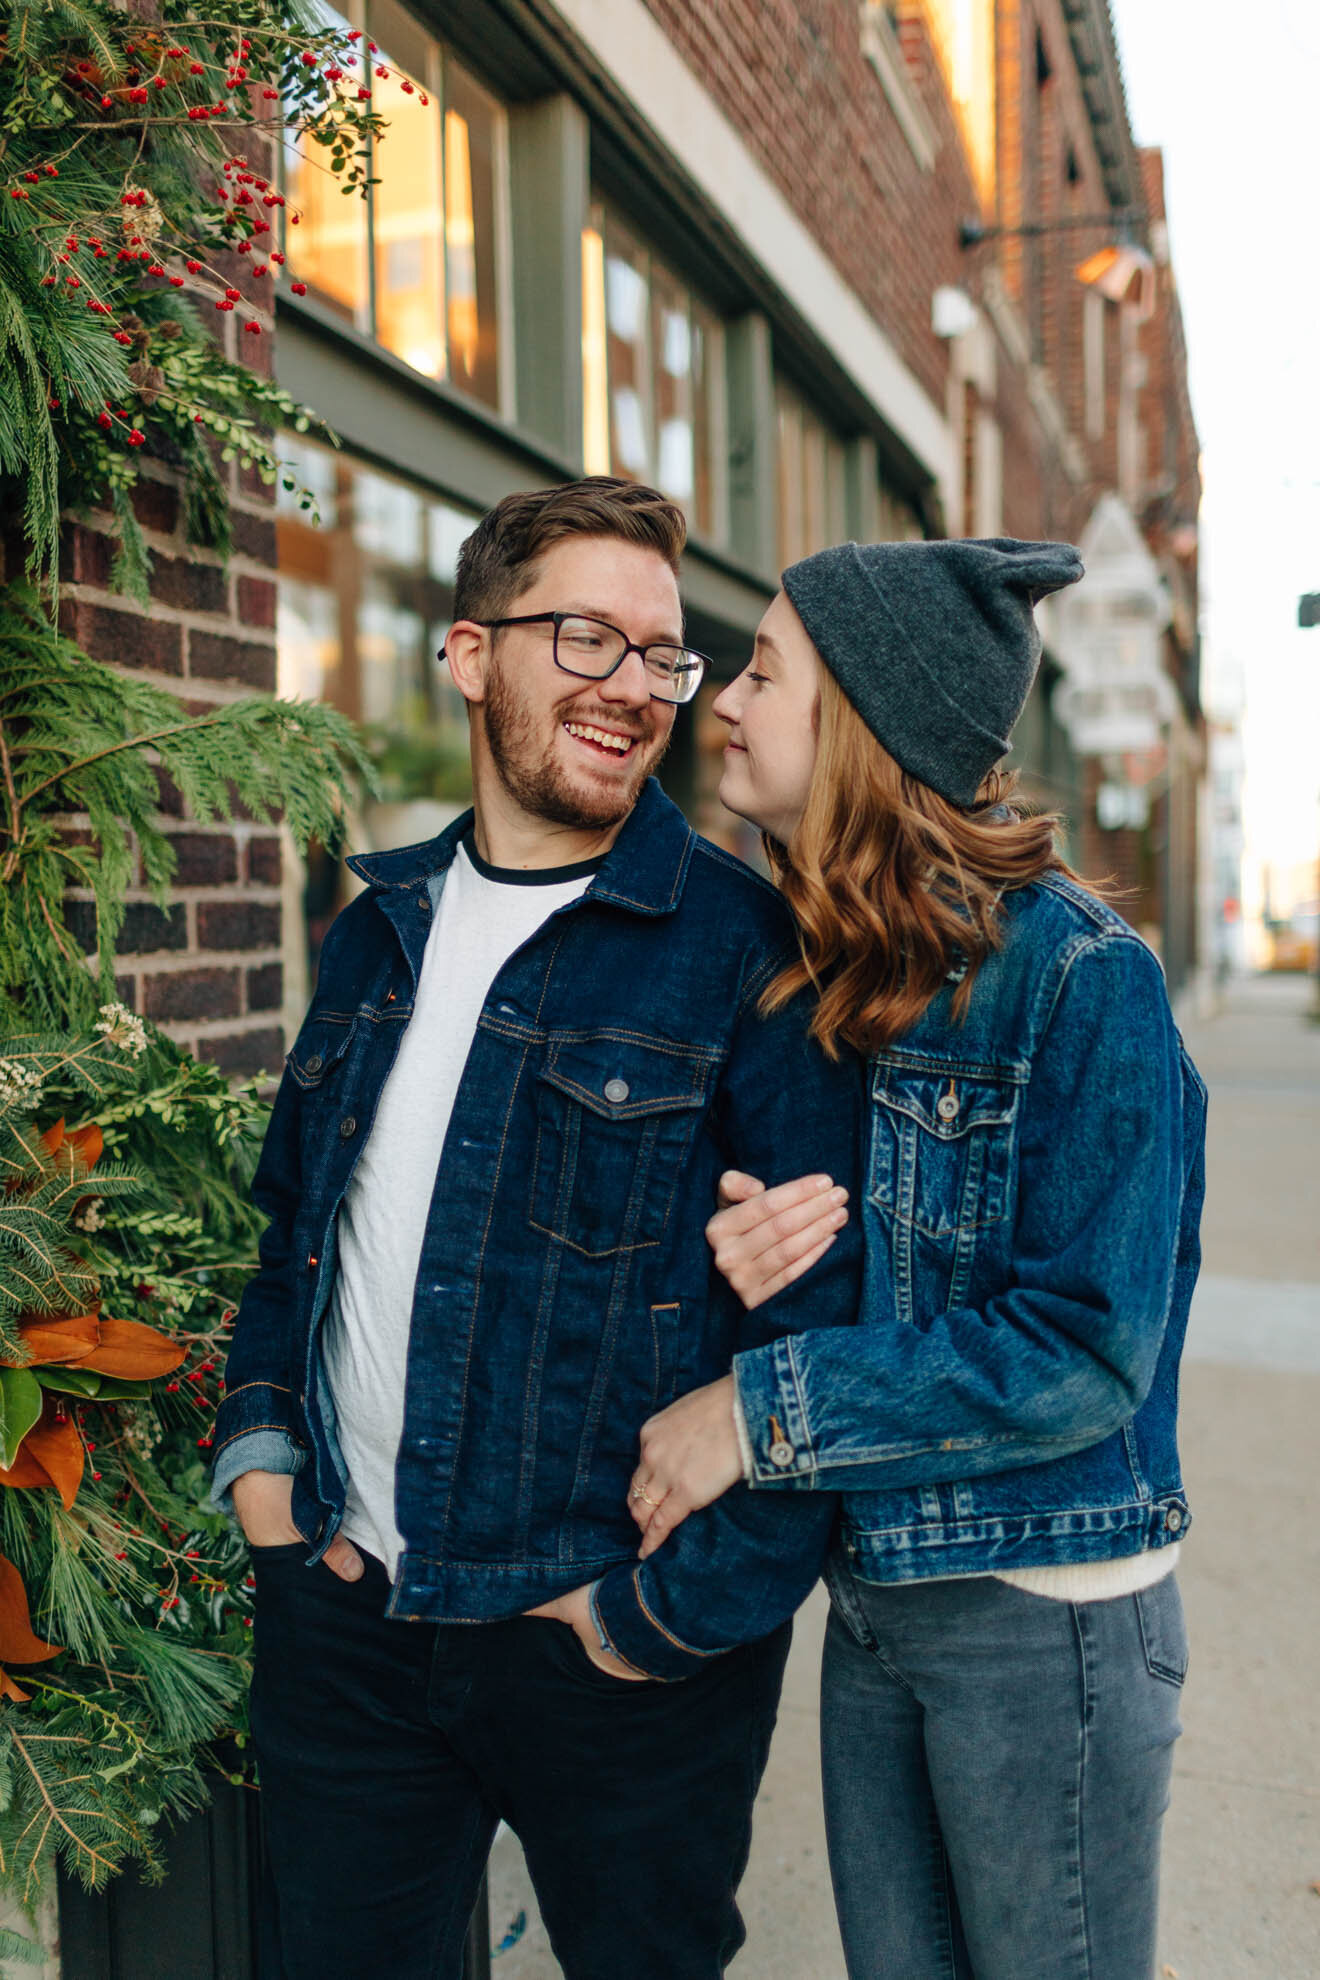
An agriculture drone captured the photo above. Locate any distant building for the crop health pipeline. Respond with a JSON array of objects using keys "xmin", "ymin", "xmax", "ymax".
[{"xmin": 61, "ymin": 0, "xmax": 1206, "ymax": 1070}]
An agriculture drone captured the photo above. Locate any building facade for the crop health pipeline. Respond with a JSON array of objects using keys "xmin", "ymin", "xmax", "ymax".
[{"xmin": 62, "ymin": 0, "xmax": 1204, "ymax": 1073}]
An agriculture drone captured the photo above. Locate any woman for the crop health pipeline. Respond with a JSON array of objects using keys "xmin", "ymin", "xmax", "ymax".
[{"xmin": 628, "ymin": 537, "xmax": 1206, "ymax": 1980}]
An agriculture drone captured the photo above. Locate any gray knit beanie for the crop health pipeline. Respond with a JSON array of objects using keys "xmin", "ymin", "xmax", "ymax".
[{"xmin": 782, "ymin": 536, "xmax": 1084, "ymax": 807}]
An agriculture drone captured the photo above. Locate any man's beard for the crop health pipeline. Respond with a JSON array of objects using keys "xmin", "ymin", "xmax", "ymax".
[{"xmin": 481, "ymin": 655, "xmax": 669, "ymax": 830}]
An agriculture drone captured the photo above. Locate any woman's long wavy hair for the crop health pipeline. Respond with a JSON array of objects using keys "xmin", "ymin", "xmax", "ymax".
[{"xmin": 761, "ymin": 667, "xmax": 1087, "ymax": 1058}]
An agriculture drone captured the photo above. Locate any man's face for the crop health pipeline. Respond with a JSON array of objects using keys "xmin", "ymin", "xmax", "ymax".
[{"xmin": 475, "ymin": 537, "xmax": 680, "ymax": 833}]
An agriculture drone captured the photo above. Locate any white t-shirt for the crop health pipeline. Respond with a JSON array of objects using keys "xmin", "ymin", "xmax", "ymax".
[{"xmin": 322, "ymin": 837, "xmax": 595, "ymax": 1575}]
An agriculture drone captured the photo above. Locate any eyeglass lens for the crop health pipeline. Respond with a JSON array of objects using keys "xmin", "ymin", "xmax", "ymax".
[{"xmin": 555, "ymin": 616, "xmax": 704, "ymax": 704}]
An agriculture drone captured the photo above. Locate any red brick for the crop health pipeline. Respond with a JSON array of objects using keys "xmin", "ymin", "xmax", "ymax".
[
  {"xmin": 198, "ymin": 901, "xmax": 281, "ymax": 951},
  {"xmin": 167, "ymin": 831, "xmax": 240, "ymax": 887},
  {"xmin": 247, "ymin": 835, "xmax": 282, "ymax": 885},
  {"xmin": 59, "ymin": 523, "xmax": 114, "ymax": 589},
  {"xmin": 58, "ymin": 602, "xmax": 183, "ymax": 676},
  {"xmin": 246, "ymin": 962, "xmax": 284, "ymax": 1012},
  {"xmin": 189, "ymin": 629, "xmax": 277, "ymax": 689},
  {"xmin": 151, "ymin": 556, "xmax": 229, "ymax": 615},
  {"xmin": 198, "ymin": 1026, "xmax": 285, "ymax": 1077},
  {"xmin": 130, "ymin": 477, "xmax": 181, "ymax": 535},
  {"xmin": 230, "ymin": 509, "xmax": 277, "ymax": 563},
  {"xmin": 144, "ymin": 967, "xmax": 242, "ymax": 1022},
  {"xmin": 64, "ymin": 900, "xmax": 188, "ymax": 956},
  {"xmin": 238, "ymin": 574, "xmax": 278, "ymax": 629}
]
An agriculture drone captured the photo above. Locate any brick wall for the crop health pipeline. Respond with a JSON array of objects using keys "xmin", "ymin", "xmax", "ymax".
[
  {"xmin": 640, "ymin": 0, "xmax": 976, "ymax": 411},
  {"xmin": 55, "ymin": 216, "xmax": 285, "ymax": 1082}
]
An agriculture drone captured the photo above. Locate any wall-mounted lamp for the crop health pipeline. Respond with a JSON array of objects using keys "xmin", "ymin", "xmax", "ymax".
[
  {"xmin": 958, "ymin": 210, "xmax": 1146, "ymax": 250},
  {"xmin": 931, "ymin": 286, "xmax": 980, "ymax": 338}
]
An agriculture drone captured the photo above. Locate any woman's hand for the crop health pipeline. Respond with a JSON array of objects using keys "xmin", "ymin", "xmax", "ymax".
[
  {"xmin": 707, "ymin": 1169, "xmax": 850, "ymax": 1309},
  {"xmin": 628, "ymin": 1375, "xmax": 743, "ymax": 1559}
]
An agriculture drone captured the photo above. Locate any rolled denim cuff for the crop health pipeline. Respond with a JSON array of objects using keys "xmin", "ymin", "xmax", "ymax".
[
  {"xmin": 591, "ymin": 1565, "xmax": 724, "ymax": 1681},
  {"xmin": 209, "ymin": 1429, "xmax": 305, "ymax": 1514},
  {"xmin": 732, "ymin": 1337, "xmax": 820, "ymax": 1487},
  {"xmin": 585, "ymin": 1580, "xmax": 612, "ymax": 1653},
  {"xmin": 730, "ymin": 1387, "xmax": 755, "ymax": 1483}
]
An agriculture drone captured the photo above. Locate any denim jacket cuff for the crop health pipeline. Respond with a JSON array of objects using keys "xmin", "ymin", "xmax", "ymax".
[
  {"xmin": 591, "ymin": 1565, "xmax": 732, "ymax": 1681},
  {"xmin": 211, "ymin": 1379, "xmax": 302, "ymax": 1473},
  {"xmin": 732, "ymin": 1338, "xmax": 820, "ymax": 1487},
  {"xmin": 209, "ymin": 1430, "xmax": 305, "ymax": 1514}
]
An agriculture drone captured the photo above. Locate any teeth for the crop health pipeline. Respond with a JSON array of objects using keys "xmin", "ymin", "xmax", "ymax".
[{"xmin": 564, "ymin": 722, "xmax": 634, "ymax": 753}]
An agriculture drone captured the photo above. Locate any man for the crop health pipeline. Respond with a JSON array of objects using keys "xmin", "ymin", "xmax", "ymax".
[{"xmin": 213, "ymin": 477, "xmax": 863, "ymax": 1979}]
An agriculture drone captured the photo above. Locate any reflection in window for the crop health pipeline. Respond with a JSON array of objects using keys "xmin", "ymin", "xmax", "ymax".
[
  {"xmin": 286, "ymin": 1, "xmax": 508, "ymax": 411},
  {"xmin": 371, "ymin": 1, "xmax": 444, "ymax": 379},
  {"xmin": 581, "ymin": 202, "xmax": 726, "ymax": 543},
  {"xmin": 775, "ymin": 377, "xmax": 848, "ymax": 569},
  {"xmin": 281, "ymin": 4, "xmax": 369, "ymax": 329},
  {"xmin": 277, "ymin": 435, "xmax": 479, "ymax": 975}
]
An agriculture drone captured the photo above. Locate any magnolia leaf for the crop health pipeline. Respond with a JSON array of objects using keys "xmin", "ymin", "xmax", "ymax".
[
  {"xmin": 74, "ymin": 1316, "xmax": 185, "ymax": 1380},
  {"xmin": 0, "ymin": 1412, "xmax": 84, "ymax": 1508},
  {"xmin": 85, "ymin": 1376, "xmax": 153, "ymax": 1401},
  {"xmin": 15, "ymin": 1311, "xmax": 101, "ymax": 1364},
  {"xmin": 34, "ymin": 1368, "xmax": 104, "ymax": 1398},
  {"xmin": 0, "ymin": 1554, "xmax": 60, "ymax": 1665},
  {"xmin": 0, "ymin": 1368, "xmax": 43, "ymax": 1468}
]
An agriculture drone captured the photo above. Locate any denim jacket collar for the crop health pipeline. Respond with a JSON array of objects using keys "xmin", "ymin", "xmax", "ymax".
[{"xmin": 345, "ymin": 777, "xmax": 694, "ymax": 919}]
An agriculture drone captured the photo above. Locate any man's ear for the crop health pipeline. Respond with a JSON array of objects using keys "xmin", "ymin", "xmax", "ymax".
[{"xmin": 443, "ymin": 621, "xmax": 488, "ymax": 706}]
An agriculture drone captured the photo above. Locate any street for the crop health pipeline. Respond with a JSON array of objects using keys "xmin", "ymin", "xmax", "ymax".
[{"xmin": 489, "ymin": 972, "xmax": 1320, "ymax": 1979}]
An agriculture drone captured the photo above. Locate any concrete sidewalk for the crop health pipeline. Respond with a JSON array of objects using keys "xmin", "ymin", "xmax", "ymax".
[{"xmin": 490, "ymin": 972, "xmax": 1320, "ymax": 1979}]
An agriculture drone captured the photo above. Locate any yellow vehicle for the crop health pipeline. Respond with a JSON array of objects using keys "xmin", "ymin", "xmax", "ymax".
[{"xmin": 1266, "ymin": 903, "xmax": 1319, "ymax": 973}]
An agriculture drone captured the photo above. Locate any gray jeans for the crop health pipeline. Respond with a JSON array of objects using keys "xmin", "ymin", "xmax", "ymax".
[{"xmin": 821, "ymin": 1565, "xmax": 1187, "ymax": 1980}]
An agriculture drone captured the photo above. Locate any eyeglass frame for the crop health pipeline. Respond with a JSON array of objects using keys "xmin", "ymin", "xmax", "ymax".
[{"xmin": 458, "ymin": 611, "xmax": 712, "ymax": 705}]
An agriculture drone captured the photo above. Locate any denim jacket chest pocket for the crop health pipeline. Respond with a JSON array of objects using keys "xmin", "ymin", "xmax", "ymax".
[
  {"xmin": 529, "ymin": 1032, "xmax": 713, "ymax": 1258},
  {"xmin": 867, "ymin": 1057, "xmax": 1024, "ymax": 1323},
  {"xmin": 287, "ymin": 1014, "xmax": 358, "ymax": 1094}
]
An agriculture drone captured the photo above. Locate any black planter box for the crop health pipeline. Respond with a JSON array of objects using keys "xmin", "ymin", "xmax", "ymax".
[{"xmin": 57, "ymin": 1775, "xmax": 490, "ymax": 1979}]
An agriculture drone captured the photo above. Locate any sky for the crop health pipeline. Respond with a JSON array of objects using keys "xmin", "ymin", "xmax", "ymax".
[{"xmin": 1109, "ymin": 0, "xmax": 1320, "ymax": 911}]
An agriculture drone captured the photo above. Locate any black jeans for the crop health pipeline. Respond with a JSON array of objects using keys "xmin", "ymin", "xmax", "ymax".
[{"xmin": 249, "ymin": 1547, "xmax": 791, "ymax": 1980}]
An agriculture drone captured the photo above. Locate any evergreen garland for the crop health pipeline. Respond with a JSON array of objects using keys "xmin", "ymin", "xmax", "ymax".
[
  {"xmin": 0, "ymin": 0, "xmax": 391, "ymax": 590},
  {"xmin": 0, "ymin": 3, "xmax": 410, "ymax": 1928},
  {"xmin": 0, "ymin": 609, "xmax": 375, "ymax": 1907}
]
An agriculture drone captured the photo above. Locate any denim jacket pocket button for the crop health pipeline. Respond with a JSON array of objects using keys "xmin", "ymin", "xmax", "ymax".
[
  {"xmin": 304, "ymin": 1053, "xmax": 323, "ymax": 1075},
  {"xmin": 936, "ymin": 1089, "xmax": 960, "ymax": 1122},
  {"xmin": 769, "ymin": 1440, "xmax": 795, "ymax": 1468},
  {"xmin": 603, "ymin": 1078, "xmax": 630, "ymax": 1104}
]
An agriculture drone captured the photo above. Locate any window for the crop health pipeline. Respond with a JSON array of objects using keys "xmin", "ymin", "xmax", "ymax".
[
  {"xmin": 284, "ymin": 1, "xmax": 509, "ymax": 411},
  {"xmin": 276, "ymin": 437, "xmax": 480, "ymax": 975},
  {"xmin": 581, "ymin": 202, "xmax": 727, "ymax": 543},
  {"xmin": 774, "ymin": 376, "xmax": 847, "ymax": 569},
  {"xmin": 913, "ymin": 0, "xmax": 996, "ymax": 208}
]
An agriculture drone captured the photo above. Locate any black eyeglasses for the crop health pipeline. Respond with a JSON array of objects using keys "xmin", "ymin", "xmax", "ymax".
[{"xmin": 472, "ymin": 612, "xmax": 711, "ymax": 706}]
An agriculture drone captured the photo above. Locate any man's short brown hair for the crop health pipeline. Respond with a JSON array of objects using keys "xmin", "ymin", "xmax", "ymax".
[{"xmin": 453, "ymin": 476, "xmax": 687, "ymax": 625}]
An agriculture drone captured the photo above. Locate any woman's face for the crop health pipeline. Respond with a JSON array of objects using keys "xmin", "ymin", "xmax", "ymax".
[{"xmin": 712, "ymin": 590, "xmax": 822, "ymax": 844}]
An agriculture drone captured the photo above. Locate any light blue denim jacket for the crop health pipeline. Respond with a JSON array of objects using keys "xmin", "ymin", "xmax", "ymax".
[{"xmin": 733, "ymin": 871, "xmax": 1206, "ymax": 1582}]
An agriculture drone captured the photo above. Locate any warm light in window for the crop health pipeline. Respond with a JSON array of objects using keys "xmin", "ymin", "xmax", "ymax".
[
  {"xmin": 581, "ymin": 227, "xmax": 610, "ymax": 474},
  {"xmin": 911, "ymin": 0, "xmax": 995, "ymax": 209},
  {"xmin": 445, "ymin": 110, "xmax": 479, "ymax": 381}
]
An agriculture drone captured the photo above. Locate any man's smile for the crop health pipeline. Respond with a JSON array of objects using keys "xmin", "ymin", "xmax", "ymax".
[{"xmin": 562, "ymin": 719, "xmax": 642, "ymax": 757}]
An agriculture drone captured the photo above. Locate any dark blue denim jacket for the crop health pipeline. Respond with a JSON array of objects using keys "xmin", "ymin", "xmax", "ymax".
[
  {"xmin": 734, "ymin": 872, "xmax": 1207, "ymax": 1582},
  {"xmin": 212, "ymin": 780, "xmax": 864, "ymax": 1677}
]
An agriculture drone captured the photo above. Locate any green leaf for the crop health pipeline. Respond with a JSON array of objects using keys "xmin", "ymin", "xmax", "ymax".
[
  {"xmin": 0, "ymin": 1925, "xmax": 46, "ymax": 1966},
  {"xmin": 35, "ymin": 1368, "xmax": 103, "ymax": 1398},
  {"xmin": 0, "ymin": 1367, "xmax": 43, "ymax": 1467},
  {"xmin": 89, "ymin": 1377, "xmax": 154, "ymax": 1402}
]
